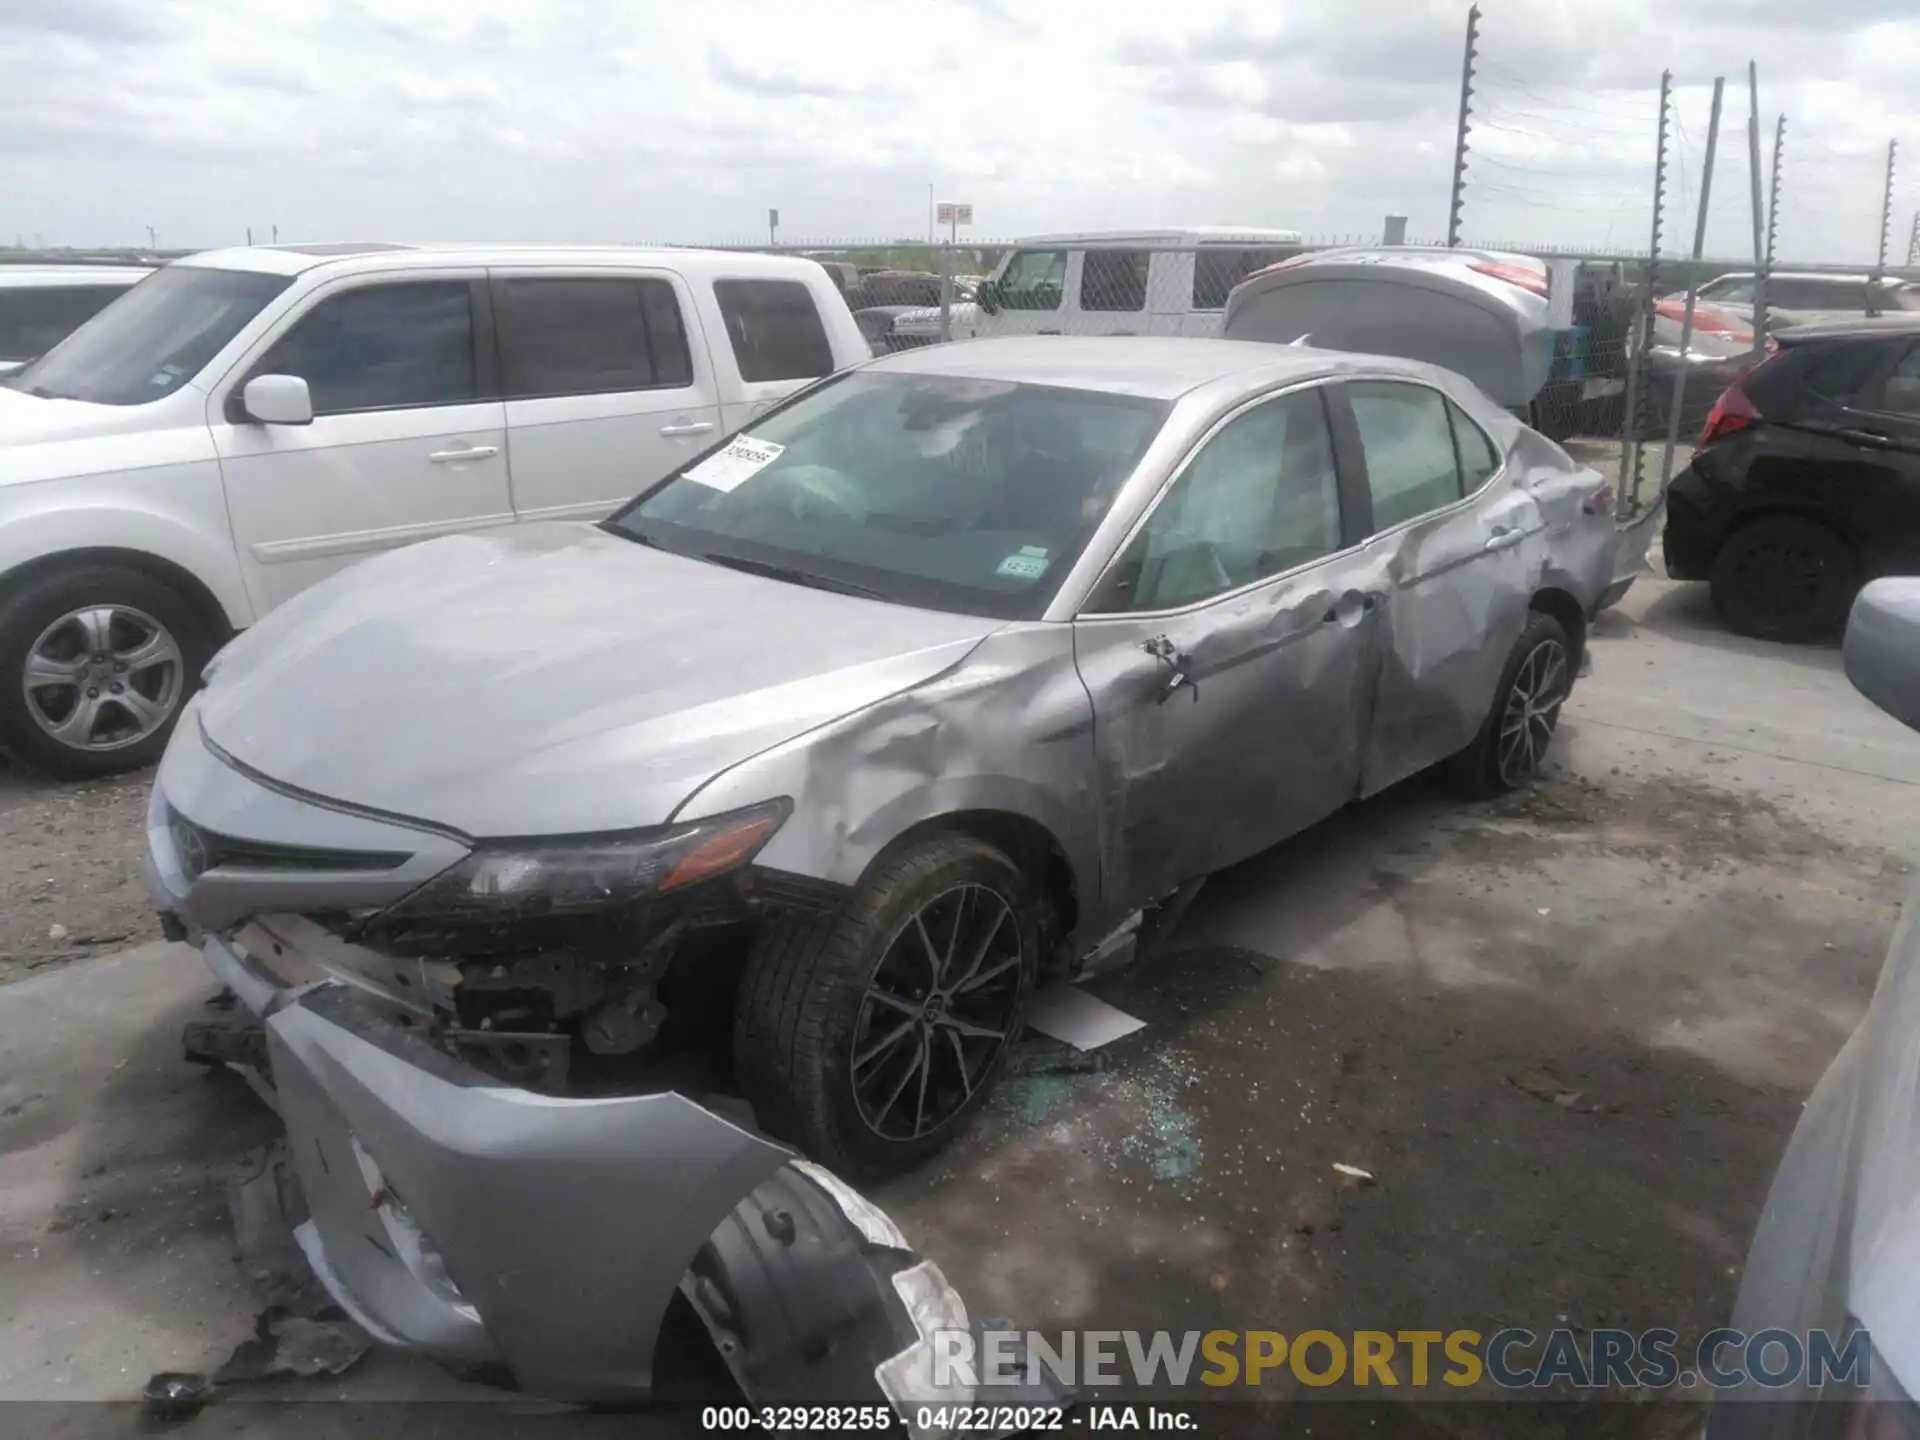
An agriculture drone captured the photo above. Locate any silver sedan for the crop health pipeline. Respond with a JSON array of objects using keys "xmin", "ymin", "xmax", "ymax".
[{"xmin": 143, "ymin": 336, "xmax": 1621, "ymax": 1394}]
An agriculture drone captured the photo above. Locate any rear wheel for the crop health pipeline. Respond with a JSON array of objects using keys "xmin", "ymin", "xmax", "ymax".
[
  {"xmin": 0, "ymin": 564, "xmax": 213, "ymax": 778},
  {"xmin": 1708, "ymin": 515, "xmax": 1856, "ymax": 643},
  {"xmin": 735, "ymin": 834, "xmax": 1035, "ymax": 1180},
  {"xmin": 1444, "ymin": 611, "xmax": 1573, "ymax": 800}
]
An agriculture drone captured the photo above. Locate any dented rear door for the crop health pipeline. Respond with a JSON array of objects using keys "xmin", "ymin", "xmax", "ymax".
[
  {"xmin": 1072, "ymin": 384, "xmax": 1388, "ymax": 912},
  {"xmin": 1335, "ymin": 377, "xmax": 1540, "ymax": 795}
]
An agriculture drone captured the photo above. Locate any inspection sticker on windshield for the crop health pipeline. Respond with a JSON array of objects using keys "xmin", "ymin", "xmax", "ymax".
[
  {"xmin": 684, "ymin": 436, "xmax": 784, "ymax": 493},
  {"xmin": 996, "ymin": 546, "xmax": 1050, "ymax": 581}
]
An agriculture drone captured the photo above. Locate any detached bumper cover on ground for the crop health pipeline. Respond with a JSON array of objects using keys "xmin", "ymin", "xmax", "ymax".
[{"xmin": 175, "ymin": 972, "xmax": 1008, "ymax": 1410}]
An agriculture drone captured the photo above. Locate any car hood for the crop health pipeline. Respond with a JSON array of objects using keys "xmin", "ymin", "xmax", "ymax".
[
  {"xmin": 0, "ymin": 383, "xmax": 144, "ymax": 444},
  {"xmin": 196, "ymin": 523, "xmax": 1001, "ymax": 838}
]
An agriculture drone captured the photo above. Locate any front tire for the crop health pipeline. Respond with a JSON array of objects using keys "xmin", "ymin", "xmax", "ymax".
[
  {"xmin": 0, "ymin": 564, "xmax": 213, "ymax": 778},
  {"xmin": 1708, "ymin": 515, "xmax": 1856, "ymax": 643},
  {"xmin": 1444, "ymin": 611, "xmax": 1573, "ymax": 799},
  {"xmin": 735, "ymin": 834, "xmax": 1036, "ymax": 1180}
]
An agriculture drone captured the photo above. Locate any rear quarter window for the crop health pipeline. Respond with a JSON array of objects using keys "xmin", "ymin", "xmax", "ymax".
[
  {"xmin": 1796, "ymin": 341, "xmax": 1895, "ymax": 406},
  {"xmin": 713, "ymin": 278, "xmax": 835, "ymax": 383}
]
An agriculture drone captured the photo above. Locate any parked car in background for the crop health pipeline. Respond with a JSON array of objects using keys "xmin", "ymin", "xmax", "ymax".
[
  {"xmin": 1224, "ymin": 244, "xmax": 1660, "ymax": 608},
  {"xmin": 0, "ymin": 263, "xmax": 153, "ymax": 375},
  {"xmin": 1705, "ymin": 576, "xmax": 1920, "ymax": 1438},
  {"xmin": 974, "ymin": 227, "xmax": 1305, "ymax": 339},
  {"xmin": 1663, "ymin": 316, "xmax": 1920, "ymax": 641},
  {"xmin": 1689, "ymin": 270, "xmax": 1920, "ymax": 331},
  {"xmin": 0, "ymin": 243, "xmax": 867, "ymax": 777},
  {"xmin": 885, "ymin": 279, "xmax": 981, "ymax": 348}
]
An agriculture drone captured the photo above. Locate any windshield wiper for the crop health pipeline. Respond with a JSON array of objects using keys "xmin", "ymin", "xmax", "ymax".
[{"xmin": 700, "ymin": 551, "xmax": 885, "ymax": 600}]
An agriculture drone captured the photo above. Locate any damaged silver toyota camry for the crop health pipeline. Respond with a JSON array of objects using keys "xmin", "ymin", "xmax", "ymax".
[{"xmin": 144, "ymin": 335, "xmax": 1624, "ymax": 1397}]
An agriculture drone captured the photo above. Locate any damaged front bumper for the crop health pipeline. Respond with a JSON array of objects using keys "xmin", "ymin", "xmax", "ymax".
[
  {"xmin": 202, "ymin": 973, "xmax": 1010, "ymax": 1412},
  {"xmin": 140, "ymin": 720, "xmax": 1010, "ymax": 1412}
]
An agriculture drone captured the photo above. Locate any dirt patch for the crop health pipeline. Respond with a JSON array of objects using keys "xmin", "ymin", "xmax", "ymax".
[{"xmin": 0, "ymin": 762, "xmax": 159, "ymax": 986}]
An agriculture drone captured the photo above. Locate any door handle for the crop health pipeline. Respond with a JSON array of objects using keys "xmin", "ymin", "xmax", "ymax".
[
  {"xmin": 428, "ymin": 445, "xmax": 499, "ymax": 464},
  {"xmin": 1142, "ymin": 635, "xmax": 1198, "ymax": 704},
  {"xmin": 660, "ymin": 420, "xmax": 716, "ymax": 437},
  {"xmin": 1484, "ymin": 526, "xmax": 1527, "ymax": 553},
  {"xmin": 1322, "ymin": 592, "xmax": 1380, "ymax": 625}
]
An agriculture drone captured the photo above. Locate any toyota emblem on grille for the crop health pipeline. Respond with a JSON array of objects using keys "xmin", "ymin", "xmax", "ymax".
[{"xmin": 171, "ymin": 817, "xmax": 210, "ymax": 881}]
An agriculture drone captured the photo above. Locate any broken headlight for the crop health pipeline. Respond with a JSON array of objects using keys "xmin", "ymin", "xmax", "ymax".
[{"xmin": 382, "ymin": 799, "xmax": 791, "ymax": 922}]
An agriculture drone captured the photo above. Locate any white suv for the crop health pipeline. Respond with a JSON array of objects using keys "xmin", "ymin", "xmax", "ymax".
[
  {"xmin": 0, "ymin": 263, "xmax": 153, "ymax": 375},
  {"xmin": 0, "ymin": 243, "xmax": 869, "ymax": 777}
]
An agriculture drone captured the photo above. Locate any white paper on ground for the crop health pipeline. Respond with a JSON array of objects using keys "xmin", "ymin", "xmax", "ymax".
[
  {"xmin": 1022, "ymin": 983, "xmax": 1147, "ymax": 1051},
  {"xmin": 683, "ymin": 436, "xmax": 784, "ymax": 493}
]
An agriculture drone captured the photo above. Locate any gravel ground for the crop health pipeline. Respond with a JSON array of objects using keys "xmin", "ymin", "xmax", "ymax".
[{"xmin": 0, "ymin": 763, "xmax": 158, "ymax": 985}]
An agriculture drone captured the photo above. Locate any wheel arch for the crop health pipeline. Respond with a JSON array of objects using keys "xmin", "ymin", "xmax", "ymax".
[
  {"xmin": 1528, "ymin": 585, "xmax": 1588, "ymax": 674},
  {"xmin": 0, "ymin": 546, "xmax": 239, "ymax": 648},
  {"xmin": 859, "ymin": 808, "xmax": 1082, "ymax": 970}
]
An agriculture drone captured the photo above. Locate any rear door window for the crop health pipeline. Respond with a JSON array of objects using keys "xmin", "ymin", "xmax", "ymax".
[
  {"xmin": 0, "ymin": 285, "xmax": 127, "ymax": 361},
  {"xmin": 1769, "ymin": 279, "xmax": 1872, "ymax": 311},
  {"xmin": 1192, "ymin": 248, "xmax": 1305, "ymax": 309},
  {"xmin": 713, "ymin": 279, "xmax": 834, "ymax": 383},
  {"xmin": 252, "ymin": 281, "xmax": 477, "ymax": 416},
  {"xmin": 1348, "ymin": 381, "xmax": 1466, "ymax": 532},
  {"xmin": 1080, "ymin": 251, "xmax": 1149, "ymax": 312},
  {"xmin": 499, "ymin": 276, "xmax": 693, "ymax": 398}
]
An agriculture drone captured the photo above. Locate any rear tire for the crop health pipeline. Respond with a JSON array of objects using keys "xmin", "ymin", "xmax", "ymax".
[
  {"xmin": 735, "ymin": 834, "xmax": 1036, "ymax": 1181},
  {"xmin": 1444, "ymin": 611, "xmax": 1573, "ymax": 800},
  {"xmin": 0, "ymin": 564, "xmax": 214, "ymax": 779},
  {"xmin": 1708, "ymin": 515, "xmax": 1856, "ymax": 643}
]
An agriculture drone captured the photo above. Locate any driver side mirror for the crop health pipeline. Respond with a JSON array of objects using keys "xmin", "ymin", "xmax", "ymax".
[
  {"xmin": 242, "ymin": 373, "xmax": 313, "ymax": 426},
  {"xmin": 1844, "ymin": 578, "xmax": 1920, "ymax": 734}
]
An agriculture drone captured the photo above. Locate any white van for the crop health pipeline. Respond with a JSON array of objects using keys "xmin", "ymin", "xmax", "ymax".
[
  {"xmin": 973, "ymin": 228, "xmax": 1306, "ymax": 340},
  {"xmin": 0, "ymin": 243, "xmax": 868, "ymax": 776}
]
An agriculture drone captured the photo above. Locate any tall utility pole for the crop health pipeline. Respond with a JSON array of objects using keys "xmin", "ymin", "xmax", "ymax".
[
  {"xmin": 1907, "ymin": 209, "xmax": 1920, "ymax": 268},
  {"xmin": 1445, "ymin": 4, "xmax": 1481, "ymax": 248},
  {"xmin": 1661, "ymin": 76, "xmax": 1726, "ymax": 491},
  {"xmin": 1868, "ymin": 140, "xmax": 1897, "ymax": 315},
  {"xmin": 1620, "ymin": 68, "xmax": 1673, "ymax": 513},
  {"xmin": 146, "ymin": 225, "xmax": 156, "ymax": 250},
  {"xmin": 1745, "ymin": 64, "xmax": 1766, "ymax": 365},
  {"xmin": 1760, "ymin": 114, "xmax": 1784, "ymax": 344}
]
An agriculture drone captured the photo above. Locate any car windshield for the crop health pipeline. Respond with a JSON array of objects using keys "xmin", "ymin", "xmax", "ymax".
[
  {"xmin": 7, "ymin": 265, "xmax": 292, "ymax": 405},
  {"xmin": 609, "ymin": 372, "xmax": 1170, "ymax": 619}
]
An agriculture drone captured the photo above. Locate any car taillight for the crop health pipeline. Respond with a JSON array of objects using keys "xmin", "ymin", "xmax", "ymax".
[
  {"xmin": 1699, "ymin": 382, "xmax": 1760, "ymax": 446},
  {"xmin": 1654, "ymin": 297, "xmax": 1753, "ymax": 342},
  {"xmin": 1468, "ymin": 261, "xmax": 1550, "ymax": 297}
]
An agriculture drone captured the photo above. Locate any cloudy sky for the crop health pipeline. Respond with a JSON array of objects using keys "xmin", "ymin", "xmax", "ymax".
[{"xmin": 4, "ymin": 0, "xmax": 1917, "ymax": 264}]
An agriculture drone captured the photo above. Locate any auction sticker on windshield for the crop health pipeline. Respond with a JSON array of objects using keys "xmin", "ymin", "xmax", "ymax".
[{"xmin": 684, "ymin": 437, "xmax": 785, "ymax": 493}]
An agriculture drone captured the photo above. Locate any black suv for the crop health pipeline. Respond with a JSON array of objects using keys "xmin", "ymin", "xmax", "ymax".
[{"xmin": 1663, "ymin": 316, "xmax": 1920, "ymax": 641}]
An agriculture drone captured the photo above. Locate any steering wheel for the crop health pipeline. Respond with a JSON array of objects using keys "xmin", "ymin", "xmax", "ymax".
[{"xmin": 773, "ymin": 464, "xmax": 868, "ymax": 524}]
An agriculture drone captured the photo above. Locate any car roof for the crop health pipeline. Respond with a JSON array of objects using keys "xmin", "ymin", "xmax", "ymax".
[
  {"xmin": 1776, "ymin": 314, "xmax": 1920, "ymax": 342},
  {"xmin": 173, "ymin": 243, "xmax": 837, "ymax": 281},
  {"xmin": 0, "ymin": 264, "xmax": 154, "ymax": 288},
  {"xmin": 863, "ymin": 335, "xmax": 1350, "ymax": 399}
]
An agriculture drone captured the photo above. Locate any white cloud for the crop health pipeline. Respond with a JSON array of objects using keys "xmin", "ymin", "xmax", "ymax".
[{"xmin": 0, "ymin": 0, "xmax": 1914, "ymax": 263}]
